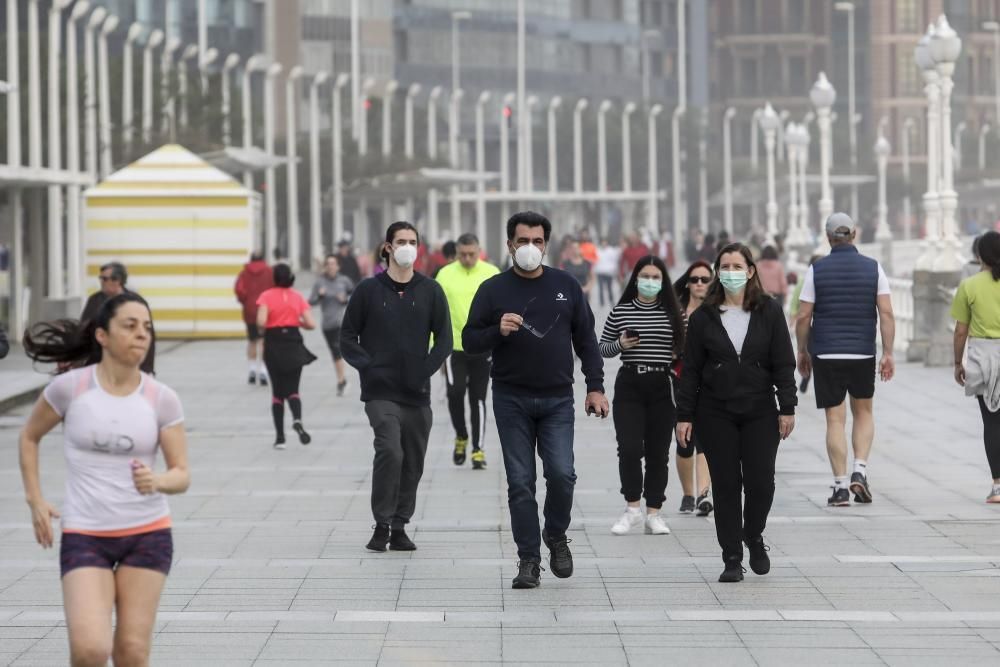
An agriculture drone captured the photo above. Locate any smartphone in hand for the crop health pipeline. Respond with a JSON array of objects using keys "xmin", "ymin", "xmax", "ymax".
[{"xmin": 624, "ymin": 328, "xmax": 640, "ymax": 340}]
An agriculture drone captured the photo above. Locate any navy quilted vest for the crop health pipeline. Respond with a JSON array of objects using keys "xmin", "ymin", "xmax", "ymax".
[{"xmin": 809, "ymin": 245, "xmax": 879, "ymax": 356}]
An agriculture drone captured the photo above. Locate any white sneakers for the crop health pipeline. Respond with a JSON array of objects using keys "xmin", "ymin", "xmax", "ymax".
[
  {"xmin": 611, "ymin": 508, "xmax": 644, "ymax": 535},
  {"xmin": 610, "ymin": 507, "xmax": 671, "ymax": 535},
  {"xmin": 644, "ymin": 512, "xmax": 671, "ymax": 535}
]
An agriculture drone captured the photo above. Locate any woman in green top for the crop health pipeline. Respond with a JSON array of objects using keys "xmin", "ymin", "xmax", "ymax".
[{"xmin": 952, "ymin": 231, "xmax": 1000, "ymax": 503}]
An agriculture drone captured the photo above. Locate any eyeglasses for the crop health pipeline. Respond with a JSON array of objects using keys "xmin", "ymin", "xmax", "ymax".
[
  {"xmin": 520, "ymin": 297, "xmax": 561, "ymax": 339},
  {"xmin": 99, "ymin": 275, "xmax": 116, "ymax": 283},
  {"xmin": 688, "ymin": 276, "xmax": 712, "ymax": 285}
]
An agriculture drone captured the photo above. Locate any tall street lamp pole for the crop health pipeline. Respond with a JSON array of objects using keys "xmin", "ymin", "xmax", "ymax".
[
  {"xmin": 835, "ymin": 2, "xmax": 859, "ymax": 221},
  {"xmin": 672, "ymin": 105, "xmax": 686, "ymax": 259},
  {"xmin": 874, "ymin": 132, "xmax": 892, "ymax": 241},
  {"xmin": 404, "ymin": 83, "xmax": 421, "ymax": 160},
  {"xmin": 811, "ymin": 72, "xmax": 837, "ymax": 254},
  {"xmin": 622, "ymin": 102, "xmax": 636, "ymax": 193},
  {"xmin": 221, "ymin": 54, "xmax": 240, "ymax": 146},
  {"xmin": 647, "ymin": 104, "xmax": 663, "ymax": 235},
  {"xmin": 142, "ymin": 29, "xmax": 164, "ymax": 146},
  {"xmin": 162, "ymin": 37, "xmax": 181, "ymax": 137},
  {"xmin": 241, "ymin": 54, "xmax": 269, "ymax": 190},
  {"xmin": 200, "ymin": 48, "xmax": 217, "ymax": 96},
  {"xmin": 332, "ymin": 74, "xmax": 350, "ymax": 244},
  {"xmin": 264, "ymin": 62, "xmax": 283, "ymax": 261},
  {"xmin": 98, "ymin": 14, "xmax": 120, "ymax": 179},
  {"xmin": 723, "ymin": 107, "xmax": 736, "ymax": 236},
  {"xmin": 597, "ymin": 100, "xmax": 612, "ymax": 193},
  {"xmin": 932, "ymin": 14, "xmax": 963, "ymax": 272},
  {"xmin": 310, "ymin": 71, "xmax": 330, "ymax": 264},
  {"xmin": 123, "ymin": 23, "xmax": 143, "ymax": 156},
  {"xmin": 451, "ymin": 11, "xmax": 471, "ymax": 94},
  {"xmin": 427, "ymin": 86, "xmax": 443, "ymax": 243},
  {"xmin": 65, "ymin": 0, "xmax": 92, "ymax": 299},
  {"xmin": 449, "ymin": 88, "xmax": 464, "ymax": 237},
  {"xmin": 759, "ymin": 102, "xmax": 780, "ymax": 244},
  {"xmin": 786, "ymin": 121, "xmax": 799, "ymax": 243},
  {"xmin": 547, "ymin": 96, "xmax": 562, "ymax": 194},
  {"xmin": 285, "ymin": 66, "xmax": 304, "ymax": 270},
  {"xmin": 383, "ymin": 79, "xmax": 399, "ymax": 157},
  {"xmin": 914, "ymin": 24, "xmax": 941, "ymax": 271},
  {"xmin": 179, "ymin": 44, "xmax": 199, "ymax": 131},
  {"xmin": 475, "ymin": 90, "xmax": 491, "ymax": 252},
  {"xmin": 48, "ymin": 0, "xmax": 75, "ymax": 300},
  {"xmin": 573, "ymin": 98, "xmax": 589, "ymax": 194},
  {"xmin": 798, "ymin": 123, "xmax": 811, "ymax": 240},
  {"xmin": 350, "ymin": 0, "xmax": 360, "ymax": 140},
  {"xmin": 516, "ymin": 0, "xmax": 526, "ymax": 192},
  {"xmin": 984, "ymin": 21, "xmax": 1000, "ymax": 131},
  {"xmin": 85, "ymin": 7, "xmax": 108, "ymax": 184}
]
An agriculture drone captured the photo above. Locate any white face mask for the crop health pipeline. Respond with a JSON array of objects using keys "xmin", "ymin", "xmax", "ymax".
[
  {"xmin": 513, "ymin": 243, "xmax": 544, "ymax": 272},
  {"xmin": 392, "ymin": 244, "xmax": 417, "ymax": 269}
]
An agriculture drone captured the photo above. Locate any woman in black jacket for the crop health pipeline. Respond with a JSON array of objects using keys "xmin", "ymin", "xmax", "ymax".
[{"xmin": 675, "ymin": 243, "xmax": 797, "ymax": 583}]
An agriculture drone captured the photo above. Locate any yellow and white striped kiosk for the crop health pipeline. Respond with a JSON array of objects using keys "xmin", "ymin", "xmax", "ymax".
[{"xmin": 83, "ymin": 144, "xmax": 259, "ymax": 339}]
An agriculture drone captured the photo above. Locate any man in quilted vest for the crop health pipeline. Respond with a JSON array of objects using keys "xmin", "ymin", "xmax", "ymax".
[{"xmin": 795, "ymin": 213, "xmax": 896, "ymax": 507}]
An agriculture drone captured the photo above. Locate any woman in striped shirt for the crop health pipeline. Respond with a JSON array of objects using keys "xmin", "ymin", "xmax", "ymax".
[{"xmin": 600, "ymin": 255, "xmax": 685, "ymax": 536}]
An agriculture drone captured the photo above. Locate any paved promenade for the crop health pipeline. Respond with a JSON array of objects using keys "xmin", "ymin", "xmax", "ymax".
[{"xmin": 1, "ymin": 323, "xmax": 999, "ymax": 665}]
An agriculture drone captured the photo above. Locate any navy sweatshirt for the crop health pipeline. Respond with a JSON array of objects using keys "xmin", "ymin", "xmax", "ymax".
[{"xmin": 462, "ymin": 267, "xmax": 604, "ymax": 397}]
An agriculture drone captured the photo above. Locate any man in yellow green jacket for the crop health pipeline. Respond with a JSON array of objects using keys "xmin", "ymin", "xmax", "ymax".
[{"xmin": 435, "ymin": 233, "xmax": 500, "ymax": 469}]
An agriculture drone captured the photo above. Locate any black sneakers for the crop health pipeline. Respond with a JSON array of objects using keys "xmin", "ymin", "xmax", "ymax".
[
  {"xmin": 746, "ymin": 536, "xmax": 771, "ymax": 575},
  {"xmin": 366, "ymin": 524, "xmax": 390, "ymax": 552},
  {"xmin": 512, "ymin": 559, "xmax": 542, "ymax": 589},
  {"xmin": 696, "ymin": 489, "xmax": 713, "ymax": 516},
  {"xmin": 850, "ymin": 472, "xmax": 872, "ymax": 503},
  {"xmin": 679, "ymin": 496, "xmax": 695, "ymax": 513},
  {"xmin": 827, "ymin": 487, "xmax": 850, "ymax": 506},
  {"xmin": 719, "ymin": 557, "xmax": 745, "ymax": 583},
  {"xmin": 248, "ymin": 372, "xmax": 257, "ymax": 385},
  {"xmin": 336, "ymin": 380, "xmax": 347, "ymax": 397},
  {"xmin": 389, "ymin": 527, "xmax": 417, "ymax": 551},
  {"xmin": 542, "ymin": 530, "xmax": 574, "ymax": 578},
  {"xmin": 293, "ymin": 421, "xmax": 311, "ymax": 445}
]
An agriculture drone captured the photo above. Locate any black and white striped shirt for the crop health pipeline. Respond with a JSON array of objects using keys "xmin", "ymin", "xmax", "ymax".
[{"xmin": 599, "ymin": 299, "xmax": 676, "ymax": 365}]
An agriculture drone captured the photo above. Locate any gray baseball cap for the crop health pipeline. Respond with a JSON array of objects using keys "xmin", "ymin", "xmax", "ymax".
[{"xmin": 825, "ymin": 212, "xmax": 856, "ymax": 237}]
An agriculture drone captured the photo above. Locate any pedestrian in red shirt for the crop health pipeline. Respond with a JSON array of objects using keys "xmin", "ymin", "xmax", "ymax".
[
  {"xmin": 619, "ymin": 233, "xmax": 651, "ymax": 280},
  {"xmin": 256, "ymin": 264, "xmax": 318, "ymax": 450},
  {"xmin": 235, "ymin": 252, "xmax": 274, "ymax": 386}
]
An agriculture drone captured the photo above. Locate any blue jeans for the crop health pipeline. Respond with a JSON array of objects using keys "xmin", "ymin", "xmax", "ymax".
[{"xmin": 492, "ymin": 390, "xmax": 576, "ymax": 561}]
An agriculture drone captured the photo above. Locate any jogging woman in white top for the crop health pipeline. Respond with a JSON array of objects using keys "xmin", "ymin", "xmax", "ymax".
[{"xmin": 19, "ymin": 292, "xmax": 190, "ymax": 667}]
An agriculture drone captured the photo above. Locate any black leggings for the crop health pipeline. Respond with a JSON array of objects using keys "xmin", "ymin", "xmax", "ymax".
[
  {"xmin": 696, "ymin": 401, "xmax": 780, "ymax": 560},
  {"xmin": 612, "ymin": 369, "xmax": 675, "ymax": 509},
  {"xmin": 979, "ymin": 396, "xmax": 1000, "ymax": 479},
  {"xmin": 445, "ymin": 351, "xmax": 491, "ymax": 449},
  {"xmin": 266, "ymin": 366, "xmax": 303, "ymax": 438}
]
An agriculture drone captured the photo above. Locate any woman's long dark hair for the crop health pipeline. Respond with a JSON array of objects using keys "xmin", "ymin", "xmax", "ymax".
[
  {"xmin": 616, "ymin": 255, "xmax": 684, "ymax": 353},
  {"xmin": 704, "ymin": 243, "xmax": 769, "ymax": 311},
  {"xmin": 673, "ymin": 260, "xmax": 714, "ymax": 310},
  {"xmin": 979, "ymin": 231, "xmax": 1000, "ymax": 281},
  {"xmin": 23, "ymin": 292, "xmax": 156, "ymax": 374}
]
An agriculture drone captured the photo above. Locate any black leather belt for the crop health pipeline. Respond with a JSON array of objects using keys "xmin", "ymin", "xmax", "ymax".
[{"xmin": 622, "ymin": 363, "xmax": 669, "ymax": 374}]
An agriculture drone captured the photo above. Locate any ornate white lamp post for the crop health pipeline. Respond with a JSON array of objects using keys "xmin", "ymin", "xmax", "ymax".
[
  {"xmin": 874, "ymin": 132, "xmax": 892, "ymax": 241},
  {"xmin": 810, "ymin": 72, "xmax": 837, "ymax": 253},
  {"xmin": 759, "ymin": 102, "xmax": 780, "ymax": 243},
  {"xmin": 931, "ymin": 14, "xmax": 963, "ymax": 272}
]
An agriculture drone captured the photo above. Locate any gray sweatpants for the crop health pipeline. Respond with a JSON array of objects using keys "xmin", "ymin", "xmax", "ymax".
[{"xmin": 364, "ymin": 400, "xmax": 433, "ymax": 528}]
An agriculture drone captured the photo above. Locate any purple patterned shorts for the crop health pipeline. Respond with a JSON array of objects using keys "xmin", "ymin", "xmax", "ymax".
[{"xmin": 59, "ymin": 529, "xmax": 173, "ymax": 578}]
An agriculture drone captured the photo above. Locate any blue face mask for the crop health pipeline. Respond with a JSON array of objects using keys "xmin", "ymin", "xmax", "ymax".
[
  {"xmin": 719, "ymin": 270, "xmax": 749, "ymax": 293},
  {"xmin": 636, "ymin": 277, "xmax": 662, "ymax": 298}
]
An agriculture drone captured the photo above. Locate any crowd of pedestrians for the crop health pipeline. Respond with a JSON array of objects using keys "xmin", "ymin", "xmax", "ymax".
[{"xmin": 13, "ymin": 209, "xmax": 1000, "ymax": 661}]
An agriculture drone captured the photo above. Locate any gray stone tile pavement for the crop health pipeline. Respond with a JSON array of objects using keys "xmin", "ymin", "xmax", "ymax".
[{"xmin": 0, "ymin": 320, "xmax": 998, "ymax": 665}]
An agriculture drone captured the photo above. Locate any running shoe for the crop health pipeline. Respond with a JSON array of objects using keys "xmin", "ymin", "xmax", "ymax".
[
  {"xmin": 611, "ymin": 508, "xmax": 644, "ymax": 535},
  {"xmin": 273, "ymin": 436, "xmax": 286, "ymax": 450},
  {"xmin": 746, "ymin": 536, "xmax": 771, "ymax": 575},
  {"xmin": 512, "ymin": 559, "xmax": 542, "ymax": 589},
  {"xmin": 679, "ymin": 495, "xmax": 696, "ymax": 513},
  {"xmin": 696, "ymin": 489, "xmax": 714, "ymax": 516},
  {"xmin": 366, "ymin": 524, "xmax": 390, "ymax": 552},
  {"xmin": 719, "ymin": 557, "xmax": 745, "ymax": 583},
  {"xmin": 542, "ymin": 530, "xmax": 573, "ymax": 578},
  {"xmin": 850, "ymin": 472, "xmax": 872, "ymax": 503},
  {"xmin": 644, "ymin": 512, "xmax": 671, "ymax": 535},
  {"xmin": 293, "ymin": 421, "xmax": 311, "ymax": 445},
  {"xmin": 827, "ymin": 486, "xmax": 851, "ymax": 506},
  {"xmin": 336, "ymin": 380, "xmax": 347, "ymax": 396},
  {"xmin": 259, "ymin": 374, "xmax": 269, "ymax": 387},
  {"xmin": 987, "ymin": 485, "xmax": 1000, "ymax": 503},
  {"xmin": 389, "ymin": 527, "xmax": 417, "ymax": 551},
  {"xmin": 470, "ymin": 449, "xmax": 487, "ymax": 470},
  {"xmin": 453, "ymin": 437, "xmax": 468, "ymax": 465},
  {"xmin": 248, "ymin": 371, "xmax": 257, "ymax": 385}
]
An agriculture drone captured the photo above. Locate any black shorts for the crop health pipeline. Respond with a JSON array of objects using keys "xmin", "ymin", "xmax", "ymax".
[
  {"xmin": 323, "ymin": 327, "xmax": 343, "ymax": 360},
  {"xmin": 60, "ymin": 528, "xmax": 173, "ymax": 578},
  {"xmin": 246, "ymin": 321, "xmax": 262, "ymax": 341},
  {"xmin": 813, "ymin": 357, "xmax": 876, "ymax": 409}
]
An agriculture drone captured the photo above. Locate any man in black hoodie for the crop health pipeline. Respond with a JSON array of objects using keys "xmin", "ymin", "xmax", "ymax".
[
  {"xmin": 341, "ymin": 222, "xmax": 452, "ymax": 552},
  {"xmin": 464, "ymin": 211, "xmax": 607, "ymax": 590}
]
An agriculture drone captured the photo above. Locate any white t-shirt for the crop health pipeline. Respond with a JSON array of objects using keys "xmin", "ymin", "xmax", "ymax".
[
  {"xmin": 719, "ymin": 306, "xmax": 752, "ymax": 357},
  {"xmin": 43, "ymin": 365, "xmax": 184, "ymax": 533},
  {"xmin": 594, "ymin": 246, "xmax": 622, "ymax": 276},
  {"xmin": 799, "ymin": 263, "xmax": 892, "ymax": 360}
]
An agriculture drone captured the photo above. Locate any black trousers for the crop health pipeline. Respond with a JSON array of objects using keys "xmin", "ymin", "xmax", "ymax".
[
  {"xmin": 364, "ymin": 400, "xmax": 433, "ymax": 528},
  {"xmin": 445, "ymin": 350, "xmax": 491, "ymax": 450},
  {"xmin": 612, "ymin": 368, "xmax": 675, "ymax": 509},
  {"xmin": 979, "ymin": 396, "xmax": 1000, "ymax": 479},
  {"xmin": 696, "ymin": 400, "xmax": 780, "ymax": 560}
]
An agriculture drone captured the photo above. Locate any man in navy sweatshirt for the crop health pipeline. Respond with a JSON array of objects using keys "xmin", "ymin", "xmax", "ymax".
[{"xmin": 463, "ymin": 211, "xmax": 607, "ymax": 590}]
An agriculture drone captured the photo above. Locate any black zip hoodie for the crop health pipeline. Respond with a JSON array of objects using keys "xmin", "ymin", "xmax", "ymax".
[
  {"xmin": 675, "ymin": 297, "xmax": 796, "ymax": 421},
  {"xmin": 340, "ymin": 271, "xmax": 452, "ymax": 406}
]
